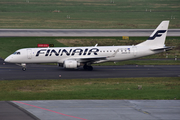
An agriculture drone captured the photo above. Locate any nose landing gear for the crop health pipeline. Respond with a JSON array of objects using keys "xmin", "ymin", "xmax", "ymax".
[{"xmin": 21, "ymin": 63, "xmax": 26, "ymax": 71}]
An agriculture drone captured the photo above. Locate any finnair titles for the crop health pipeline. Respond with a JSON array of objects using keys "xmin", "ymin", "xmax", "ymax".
[
  {"xmin": 36, "ymin": 48, "xmax": 99, "ymax": 56},
  {"xmin": 5, "ymin": 21, "xmax": 172, "ymax": 71},
  {"xmin": 35, "ymin": 47, "xmax": 130, "ymax": 57}
]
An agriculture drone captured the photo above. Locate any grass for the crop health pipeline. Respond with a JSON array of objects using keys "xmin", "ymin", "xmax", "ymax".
[
  {"xmin": 0, "ymin": 37, "xmax": 66, "ymax": 58},
  {"xmin": 0, "ymin": 0, "xmax": 179, "ymax": 29},
  {"xmin": 0, "ymin": 77, "xmax": 179, "ymax": 100}
]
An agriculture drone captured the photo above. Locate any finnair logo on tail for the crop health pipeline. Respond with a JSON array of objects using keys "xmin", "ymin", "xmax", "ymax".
[{"xmin": 148, "ymin": 30, "xmax": 166, "ymax": 40}]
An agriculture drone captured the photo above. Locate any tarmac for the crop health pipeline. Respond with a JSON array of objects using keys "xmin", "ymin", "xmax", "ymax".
[
  {"xmin": 1, "ymin": 58, "xmax": 180, "ymax": 120},
  {"xmin": 0, "ymin": 101, "xmax": 38, "ymax": 120},
  {"xmin": 1, "ymin": 100, "xmax": 180, "ymax": 120},
  {"xmin": 0, "ymin": 29, "xmax": 180, "ymax": 37},
  {"xmin": 0, "ymin": 58, "xmax": 180, "ymax": 80}
]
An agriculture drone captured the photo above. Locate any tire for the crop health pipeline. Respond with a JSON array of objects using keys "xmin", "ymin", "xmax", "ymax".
[
  {"xmin": 83, "ymin": 64, "xmax": 93, "ymax": 71},
  {"xmin": 22, "ymin": 67, "xmax": 26, "ymax": 71},
  {"xmin": 87, "ymin": 66, "xmax": 93, "ymax": 71}
]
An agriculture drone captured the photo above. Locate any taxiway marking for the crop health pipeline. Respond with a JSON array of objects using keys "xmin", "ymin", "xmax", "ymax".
[{"xmin": 13, "ymin": 101, "xmax": 87, "ymax": 120}]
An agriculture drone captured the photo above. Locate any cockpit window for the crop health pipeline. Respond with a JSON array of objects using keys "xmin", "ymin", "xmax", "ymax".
[{"xmin": 13, "ymin": 52, "xmax": 21, "ymax": 55}]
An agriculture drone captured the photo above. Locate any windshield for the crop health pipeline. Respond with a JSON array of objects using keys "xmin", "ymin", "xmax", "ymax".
[{"xmin": 13, "ymin": 52, "xmax": 21, "ymax": 55}]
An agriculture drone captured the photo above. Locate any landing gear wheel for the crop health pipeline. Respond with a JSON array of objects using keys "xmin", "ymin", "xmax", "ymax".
[
  {"xmin": 87, "ymin": 66, "xmax": 93, "ymax": 71},
  {"xmin": 22, "ymin": 67, "xmax": 26, "ymax": 71},
  {"xmin": 83, "ymin": 64, "xmax": 88, "ymax": 70},
  {"xmin": 83, "ymin": 64, "xmax": 93, "ymax": 71}
]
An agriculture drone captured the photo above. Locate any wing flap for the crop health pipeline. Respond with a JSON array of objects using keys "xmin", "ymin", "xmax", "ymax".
[{"xmin": 70, "ymin": 56, "xmax": 107, "ymax": 63}]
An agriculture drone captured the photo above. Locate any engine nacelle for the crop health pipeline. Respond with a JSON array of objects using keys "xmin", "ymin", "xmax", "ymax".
[{"xmin": 63, "ymin": 60, "xmax": 79, "ymax": 69}]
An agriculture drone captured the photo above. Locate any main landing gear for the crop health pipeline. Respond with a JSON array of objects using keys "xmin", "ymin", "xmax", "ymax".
[
  {"xmin": 21, "ymin": 63, "xmax": 26, "ymax": 71},
  {"xmin": 83, "ymin": 64, "xmax": 93, "ymax": 71}
]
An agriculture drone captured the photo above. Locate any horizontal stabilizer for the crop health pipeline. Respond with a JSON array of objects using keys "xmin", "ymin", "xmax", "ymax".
[{"xmin": 151, "ymin": 46, "xmax": 174, "ymax": 51}]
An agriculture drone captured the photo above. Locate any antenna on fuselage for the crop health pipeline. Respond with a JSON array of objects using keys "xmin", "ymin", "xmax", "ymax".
[{"xmin": 95, "ymin": 44, "xmax": 98, "ymax": 47}]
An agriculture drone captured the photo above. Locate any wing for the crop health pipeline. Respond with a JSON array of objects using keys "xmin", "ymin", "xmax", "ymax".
[
  {"xmin": 58, "ymin": 48, "xmax": 119, "ymax": 64},
  {"xmin": 69, "ymin": 56, "xmax": 107, "ymax": 63},
  {"xmin": 69, "ymin": 48, "xmax": 120, "ymax": 63}
]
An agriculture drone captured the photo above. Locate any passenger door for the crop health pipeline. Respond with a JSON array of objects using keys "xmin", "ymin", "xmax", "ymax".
[{"xmin": 27, "ymin": 49, "xmax": 32, "ymax": 59}]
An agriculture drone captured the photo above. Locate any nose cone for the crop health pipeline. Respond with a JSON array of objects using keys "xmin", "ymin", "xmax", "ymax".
[{"xmin": 4, "ymin": 56, "xmax": 11, "ymax": 63}]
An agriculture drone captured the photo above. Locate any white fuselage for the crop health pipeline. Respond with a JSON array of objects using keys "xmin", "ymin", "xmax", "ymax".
[{"xmin": 5, "ymin": 45, "xmax": 161, "ymax": 64}]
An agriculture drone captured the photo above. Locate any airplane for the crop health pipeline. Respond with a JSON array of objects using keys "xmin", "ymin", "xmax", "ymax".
[{"xmin": 4, "ymin": 21, "xmax": 172, "ymax": 71}]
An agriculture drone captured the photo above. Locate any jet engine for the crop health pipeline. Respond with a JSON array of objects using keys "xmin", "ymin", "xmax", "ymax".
[{"xmin": 63, "ymin": 60, "xmax": 80, "ymax": 69}]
